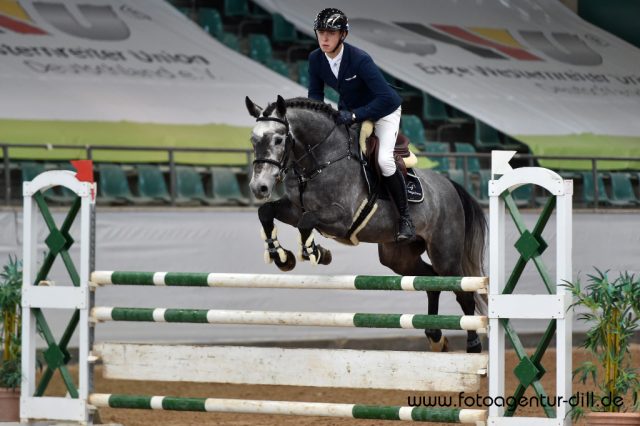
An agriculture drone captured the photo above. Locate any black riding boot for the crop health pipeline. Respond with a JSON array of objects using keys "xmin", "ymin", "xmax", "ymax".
[{"xmin": 383, "ymin": 169, "xmax": 416, "ymax": 243}]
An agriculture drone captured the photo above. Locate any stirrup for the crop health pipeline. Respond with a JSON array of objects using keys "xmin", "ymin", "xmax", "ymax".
[{"xmin": 395, "ymin": 216, "xmax": 416, "ymax": 243}]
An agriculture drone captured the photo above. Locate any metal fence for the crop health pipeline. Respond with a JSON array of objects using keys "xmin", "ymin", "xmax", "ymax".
[{"xmin": 2, "ymin": 142, "xmax": 639, "ymax": 209}]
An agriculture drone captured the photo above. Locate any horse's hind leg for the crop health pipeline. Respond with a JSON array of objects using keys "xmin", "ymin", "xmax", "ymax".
[
  {"xmin": 258, "ymin": 197, "xmax": 299, "ymax": 271},
  {"xmin": 378, "ymin": 242, "xmax": 447, "ymax": 352},
  {"xmin": 429, "ymin": 247, "xmax": 483, "ymax": 353}
]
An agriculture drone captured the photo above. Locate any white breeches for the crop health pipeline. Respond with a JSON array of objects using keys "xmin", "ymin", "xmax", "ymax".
[{"xmin": 375, "ymin": 106, "xmax": 402, "ymax": 177}]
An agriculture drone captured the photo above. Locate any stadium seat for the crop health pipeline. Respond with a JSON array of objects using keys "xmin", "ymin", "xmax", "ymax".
[
  {"xmin": 422, "ymin": 93, "xmax": 450, "ymax": 122},
  {"xmin": 136, "ymin": 165, "xmax": 172, "ymax": 203},
  {"xmin": 423, "ymin": 142, "xmax": 450, "ymax": 172},
  {"xmin": 608, "ymin": 172, "xmax": 639, "ymax": 206},
  {"xmin": 267, "ymin": 58, "xmax": 290, "ymax": 78},
  {"xmin": 447, "ymin": 169, "xmax": 475, "ymax": 195},
  {"xmin": 477, "ymin": 169, "xmax": 491, "ymax": 206},
  {"xmin": 249, "ymin": 34, "xmax": 273, "ymax": 64},
  {"xmin": 20, "ymin": 161, "xmax": 74, "ymax": 203},
  {"xmin": 272, "ymin": 13, "xmax": 297, "ymax": 44},
  {"xmin": 511, "ymin": 184, "xmax": 533, "ymax": 207},
  {"xmin": 210, "ymin": 167, "xmax": 250, "ymax": 205},
  {"xmin": 296, "ymin": 60, "xmax": 309, "ymax": 87},
  {"xmin": 325, "ymin": 86, "xmax": 339, "ymax": 103},
  {"xmin": 474, "ymin": 120, "xmax": 504, "ymax": 151},
  {"xmin": 222, "ymin": 32, "xmax": 240, "ymax": 52},
  {"xmin": 97, "ymin": 164, "xmax": 150, "ymax": 205},
  {"xmin": 224, "ymin": 0, "xmax": 249, "ymax": 17},
  {"xmin": 197, "ymin": 8, "xmax": 224, "ymax": 40},
  {"xmin": 176, "ymin": 166, "xmax": 220, "ymax": 205},
  {"xmin": 400, "ymin": 115, "xmax": 427, "ymax": 150},
  {"xmin": 454, "ymin": 142, "xmax": 482, "ymax": 173},
  {"xmin": 580, "ymin": 171, "xmax": 610, "ymax": 206}
]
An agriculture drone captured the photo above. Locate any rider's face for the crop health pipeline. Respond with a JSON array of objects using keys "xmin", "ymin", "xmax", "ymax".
[{"xmin": 317, "ymin": 30, "xmax": 342, "ymax": 53}]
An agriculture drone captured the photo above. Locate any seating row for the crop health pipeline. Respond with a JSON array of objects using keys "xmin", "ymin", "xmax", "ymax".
[{"xmin": 20, "ymin": 162, "xmax": 250, "ymax": 206}]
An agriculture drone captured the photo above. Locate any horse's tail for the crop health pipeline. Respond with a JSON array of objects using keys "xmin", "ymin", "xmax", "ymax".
[
  {"xmin": 450, "ymin": 180, "xmax": 488, "ymax": 315},
  {"xmin": 449, "ymin": 180, "xmax": 487, "ymax": 276}
]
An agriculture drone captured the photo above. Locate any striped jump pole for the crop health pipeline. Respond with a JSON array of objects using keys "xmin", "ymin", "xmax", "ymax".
[
  {"xmin": 91, "ymin": 307, "xmax": 488, "ymax": 331},
  {"xmin": 90, "ymin": 271, "xmax": 488, "ymax": 292},
  {"xmin": 89, "ymin": 394, "xmax": 486, "ymax": 424}
]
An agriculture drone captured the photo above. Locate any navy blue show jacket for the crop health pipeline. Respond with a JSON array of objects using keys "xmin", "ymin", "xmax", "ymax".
[{"xmin": 307, "ymin": 43, "xmax": 402, "ymax": 122}]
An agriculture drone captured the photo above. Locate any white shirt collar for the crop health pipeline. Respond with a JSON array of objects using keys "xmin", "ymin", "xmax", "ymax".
[{"xmin": 324, "ymin": 44, "xmax": 344, "ymax": 79}]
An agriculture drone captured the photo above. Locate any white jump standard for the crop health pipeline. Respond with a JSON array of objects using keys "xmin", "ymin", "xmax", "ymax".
[{"xmin": 20, "ymin": 152, "xmax": 573, "ymax": 425}]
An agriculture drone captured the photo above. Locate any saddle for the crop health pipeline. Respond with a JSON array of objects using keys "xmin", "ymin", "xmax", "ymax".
[
  {"xmin": 345, "ymin": 122, "xmax": 424, "ymax": 245},
  {"xmin": 358, "ymin": 120, "xmax": 418, "ymax": 178}
]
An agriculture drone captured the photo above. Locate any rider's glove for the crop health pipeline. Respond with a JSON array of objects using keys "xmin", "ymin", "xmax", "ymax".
[{"xmin": 335, "ymin": 110, "xmax": 355, "ymax": 125}]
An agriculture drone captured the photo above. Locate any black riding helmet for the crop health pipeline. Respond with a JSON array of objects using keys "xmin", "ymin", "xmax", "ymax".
[
  {"xmin": 313, "ymin": 8, "xmax": 349, "ymax": 32},
  {"xmin": 313, "ymin": 8, "xmax": 348, "ymax": 53}
]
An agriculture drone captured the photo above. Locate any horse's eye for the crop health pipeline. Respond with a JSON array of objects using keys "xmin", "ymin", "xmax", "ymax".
[{"xmin": 274, "ymin": 136, "xmax": 283, "ymax": 145}]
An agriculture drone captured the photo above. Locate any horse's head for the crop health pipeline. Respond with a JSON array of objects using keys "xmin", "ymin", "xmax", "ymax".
[{"xmin": 246, "ymin": 95, "xmax": 291, "ymax": 200}]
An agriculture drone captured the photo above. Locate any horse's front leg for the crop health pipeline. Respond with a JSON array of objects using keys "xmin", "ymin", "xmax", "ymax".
[
  {"xmin": 258, "ymin": 197, "xmax": 300, "ymax": 271},
  {"xmin": 296, "ymin": 204, "xmax": 349, "ymax": 266}
]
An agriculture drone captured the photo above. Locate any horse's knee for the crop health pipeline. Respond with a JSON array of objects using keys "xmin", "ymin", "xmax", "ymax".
[{"xmin": 258, "ymin": 202, "xmax": 277, "ymax": 224}]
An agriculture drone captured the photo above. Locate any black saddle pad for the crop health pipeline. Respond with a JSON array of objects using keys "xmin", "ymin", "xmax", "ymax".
[{"xmin": 360, "ymin": 158, "xmax": 424, "ymax": 203}]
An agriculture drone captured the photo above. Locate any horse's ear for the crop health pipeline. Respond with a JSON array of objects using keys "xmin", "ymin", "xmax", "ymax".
[
  {"xmin": 276, "ymin": 95, "xmax": 287, "ymax": 118},
  {"xmin": 245, "ymin": 96, "xmax": 262, "ymax": 118}
]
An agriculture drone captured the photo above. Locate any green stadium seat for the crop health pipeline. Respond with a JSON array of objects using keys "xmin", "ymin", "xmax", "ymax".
[
  {"xmin": 97, "ymin": 164, "xmax": 150, "ymax": 205},
  {"xmin": 579, "ymin": 171, "xmax": 610, "ymax": 206},
  {"xmin": 210, "ymin": 167, "xmax": 250, "ymax": 205},
  {"xmin": 224, "ymin": 0, "xmax": 249, "ymax": 17},
  {"xmin": 450, "ymin": 107, "xmax": 474, "ymax": 121},
  {"xmin": 400, "ymin": 115, "xmax": 427, "ymax": 150},
  {"xmin": 325, "ymin": 86, "xmax": 339, "ymax": 103},
  {"xmin": 272, "ymin": 13, "xmax": 297, "ymax": 44},
  {"xmin": 222, "ymin": 32, "xmax": 240, "ymax": 52},
  {"xmin": 136, "ymin": 165, "xmax": 171, "ymax": 203},
  {"xmin": 177, "ymin": 7, "xmax": 192, "ymax": 19},
  {"xmin": 423, "ymin": 142, "xmax": 450, "ymax": 172},
  {"xmin": 197, "ymin": 8, "xmax": 224, "ymax": 40},
  {"xmin": 608, "ymin": 172, "xmax": 639, "ymax": 206},
  {"xmin": 422, "ymin": 93, "xmax": 450, "ymax": 122},
  {"xmin": 447, "ymin": 169, "xmax": 475, "ymax": 195},
  {"xmin": 20, "ymin": 161, "xmax": 74, "ymax": 203},
  {"xmin": 297, "ymin": 60, "xmax": 309, "ymax": 87},
  {"xmin": 477, "ymin": 169, "xmax": 491, "ymax": 206},
  {"xmin": 176, "ymin": 166, "xmax": 220, "ymax": 205},
  {"xmin": 454, "ymin": 142, "xmax": 482, "ymax": 173},
  {"xmin": 267, "ymin": 58, "xmax": 290, "ymax": 78},
  {"xmin": 474, "ymin": 120, "xmax": 504, "ymax": 151},
  {"xmin": 511, "ymin": 184, "xmax": 533, "ymax": 207},
  {"xmin": 249, "ymin": 34, "xmax": 272, "ymax": 64}
]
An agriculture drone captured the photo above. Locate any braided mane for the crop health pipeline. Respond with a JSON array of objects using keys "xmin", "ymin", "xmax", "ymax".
[{"xmin": 262, "ymin": 97, "xmax": 338, "ymax": 120}]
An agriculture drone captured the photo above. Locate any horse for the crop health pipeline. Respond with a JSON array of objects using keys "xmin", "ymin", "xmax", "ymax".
[{"xmin": 245, "ymin": 95, "xmax": 487, "ymax": 353}]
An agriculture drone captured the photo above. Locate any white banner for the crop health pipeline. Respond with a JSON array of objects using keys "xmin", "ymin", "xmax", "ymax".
[
  {"xmin": 0, "ymin": 0, "xmax": 305, "ymax": 126},
  {"xmin": 255, "ymin": 0, "xmax": 640, "ymax": 137}
]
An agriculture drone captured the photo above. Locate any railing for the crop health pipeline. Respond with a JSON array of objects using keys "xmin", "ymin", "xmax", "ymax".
[{"xmin": 1, "ymin": 142, "xmax": 639, "ymax": 210}]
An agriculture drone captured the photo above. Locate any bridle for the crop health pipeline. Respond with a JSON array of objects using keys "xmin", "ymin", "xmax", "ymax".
[
  {"xmin": 252, "ymin": 112, "xmax": 360, "ymax": 210},
  {"xmin": 252, "ymin": 114, "xmax": 356, "ymax": 183},
  {"xmin": 252, "ymin": 116, "xmax": 294, "ymax": 182}
]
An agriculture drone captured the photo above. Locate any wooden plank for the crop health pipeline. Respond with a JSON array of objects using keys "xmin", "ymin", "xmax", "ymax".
[{"xmin": 95, "ymin": 343, "xmax": 488, "ymax": 393}]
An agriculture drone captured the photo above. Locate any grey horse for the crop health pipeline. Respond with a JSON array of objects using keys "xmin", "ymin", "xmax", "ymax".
[{"xmin": 246, "ymin": 95, "xmax": 487, "ymax": 353}]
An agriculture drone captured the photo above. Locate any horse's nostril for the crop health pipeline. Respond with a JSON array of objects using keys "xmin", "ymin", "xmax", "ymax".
[{"xmin": 260, "ymin": 185, "xmax": 269, "ymax": 194}]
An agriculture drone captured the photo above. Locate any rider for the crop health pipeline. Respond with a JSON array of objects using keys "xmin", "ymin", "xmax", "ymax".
[{"xmin": 307, "ymin": 8, "xmax": 416, "ymax": 243}]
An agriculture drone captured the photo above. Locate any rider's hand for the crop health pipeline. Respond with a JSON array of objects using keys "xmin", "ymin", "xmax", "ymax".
[{"xmin": 335, "ymin": 110, "xmax": 355, "ymax": 125}]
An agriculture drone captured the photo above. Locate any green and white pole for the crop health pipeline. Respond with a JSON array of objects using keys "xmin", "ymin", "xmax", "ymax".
[
  {"xmin": 91, "ymin": 271, "xmax": 487, "ymax": 292},
  {"xmin": 91, "ymin": 307, "xmax": 488, "ymax": 331},
  {"xmin": 89, "ymin": 394, "xmax": 487, "ymax": 424}
]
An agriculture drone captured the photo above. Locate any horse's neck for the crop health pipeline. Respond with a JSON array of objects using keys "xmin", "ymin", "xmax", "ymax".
[{"xmin": 288, "ymin": 110, "xmax": 353, "ymax": 165}]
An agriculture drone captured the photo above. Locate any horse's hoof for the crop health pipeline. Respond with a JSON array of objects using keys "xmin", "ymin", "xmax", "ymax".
[
  {"xmin": 318, "ymin": 246, "xmax": 332, "ymax": 265},
  {"xmin": 428, "ymin": 335, "xmax": 449, "ymax": 352},
  {"xmin": 275, "ymin": 249, "xmax": 296, "ymax": 271},
  {"xmin": 466, "ymin": 336, "xmax": 482, "ymax": 353}
]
